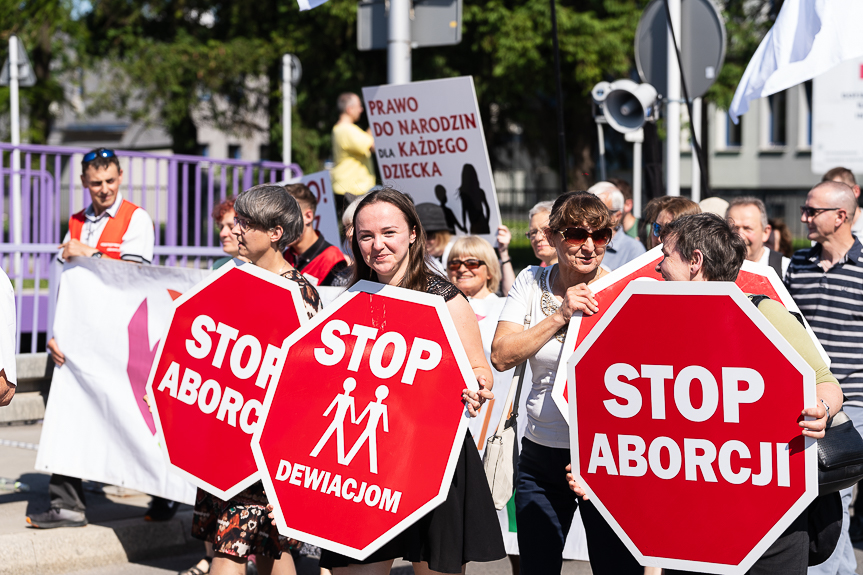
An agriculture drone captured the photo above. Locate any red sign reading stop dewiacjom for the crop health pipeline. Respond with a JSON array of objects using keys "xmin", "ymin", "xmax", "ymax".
[
  {"xmin": 550, "ymin": 246, "xmax": 829, "ymax": 423},
  {"xmin": 146, "ymin": 261, "xmax": 309, "ymax": 500},
  {"xmin": 252, "ymin": 281, "xmax": 479, "ymax": 560},
  {"xmin": 568, "ymin": 281, "xmax": 818, "ymax": 575}
]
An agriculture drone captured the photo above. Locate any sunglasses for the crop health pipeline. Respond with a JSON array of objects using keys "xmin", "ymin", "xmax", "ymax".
[
  {"xmin": 800, "ymin": 206, "xmax": 840, "ymax": 218},
  {"xmin": 448, "ymin": 258, "xmax": 486, "ymax": 271},
  {"xmin": 652, "ymin": 222, "xmax": 663, "ymax": 238},
  {"xmin": 82, "ymin": 149, "xmax": 116, "ymax": 163},
  {"xmin": 555, "ymin": 227, "xmax": 613, "ymax": 247}
]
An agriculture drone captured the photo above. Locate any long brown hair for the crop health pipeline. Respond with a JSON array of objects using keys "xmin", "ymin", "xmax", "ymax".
[{"xmin": 349, "ymin": 188, "xmax": 438, "ymax": 291}]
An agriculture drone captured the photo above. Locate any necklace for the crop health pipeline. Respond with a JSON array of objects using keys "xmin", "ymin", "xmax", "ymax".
[{"xmin": 539, "ymin": 266, "xmax": 568, "ymax": 343}]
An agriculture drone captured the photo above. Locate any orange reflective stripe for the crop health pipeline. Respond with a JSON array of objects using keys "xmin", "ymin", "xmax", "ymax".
[{"xmin": 66, "ymin": 200, "xmax": 141, "ymax": 260}]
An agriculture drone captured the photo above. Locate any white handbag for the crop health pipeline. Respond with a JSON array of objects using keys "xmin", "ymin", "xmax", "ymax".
[{"xmin": 482, "ymin": 279, "xmax": 536, "ymax": 510}]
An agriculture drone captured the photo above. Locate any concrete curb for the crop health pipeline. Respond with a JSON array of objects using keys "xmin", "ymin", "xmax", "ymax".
[
  {"xmin": 2, "ymin": 353, "xmax": 53, "ymax": 424},
  {"xmin": 0, "ymin": 509, "xmax": 202, "ymax": 575}
]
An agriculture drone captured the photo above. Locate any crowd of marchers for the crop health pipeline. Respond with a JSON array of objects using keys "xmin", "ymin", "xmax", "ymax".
[{"xmin": 2, "ymin": 93, "xmax": 862, "ymax": 575}]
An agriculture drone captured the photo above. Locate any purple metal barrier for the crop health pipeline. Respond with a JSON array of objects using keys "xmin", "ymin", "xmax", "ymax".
[{"xmin": 0, "ymin": 143, "xmax": 303, "ymax": 353}]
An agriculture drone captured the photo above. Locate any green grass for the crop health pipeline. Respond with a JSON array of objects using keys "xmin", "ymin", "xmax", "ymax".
[{"xmin": 10, "ymin": 279, "xmax": 50, "ymax": 290}]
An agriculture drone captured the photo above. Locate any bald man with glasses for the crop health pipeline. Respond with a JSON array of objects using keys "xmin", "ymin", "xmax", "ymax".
[{"xmin": 786, "ymin": 180, "xmax": 863, "ymax": 575}]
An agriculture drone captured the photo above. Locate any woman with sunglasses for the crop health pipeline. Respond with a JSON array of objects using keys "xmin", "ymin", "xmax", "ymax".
[
  {"xmin": 491, "ymin": 191, "xmax": 642, "ymax": 575},
  {"xmin": 318, "ymin": 187, "xmax": 506, "ymax": 575},
  {"xmin": 192, "ymin": 185, "xmax": 322, "ymax": 575}
]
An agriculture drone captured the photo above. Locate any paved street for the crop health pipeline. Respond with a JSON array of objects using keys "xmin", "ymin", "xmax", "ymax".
[
  {"xmin": 62, "ymin": 555, "xmax": 593, "ymax": 575},
  {"xmin": 2, "ymin": 422, "xmax": 862, "ymax": 575}
]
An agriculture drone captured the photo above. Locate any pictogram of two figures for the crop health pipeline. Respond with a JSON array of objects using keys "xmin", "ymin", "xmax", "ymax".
[{"xmin": 310, "ymin": 378, "xmax": 390, "ymax": 473}]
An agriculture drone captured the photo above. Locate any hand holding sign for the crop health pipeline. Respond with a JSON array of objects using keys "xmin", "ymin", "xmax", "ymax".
[
  {"xmin": 252, "ymin": 282, "xmax": 483, "ymax": 560},
  {"xmin": 146, "ymin": 261, "xmax": 310, "ymax": 500},
  {"xmin": 567, "ymin": 281, "xmax": 818, "ymax": 574}
]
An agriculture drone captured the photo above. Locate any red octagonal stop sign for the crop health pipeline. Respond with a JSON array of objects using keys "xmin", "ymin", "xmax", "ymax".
[
  {"xmin": 551, "ymin": 246, "xmax": 829, "ymax": 423},
  {"xmin": 568, "ymin": 281, "xmax": 818, "ymax": 574},
  {"xmin": 252, "ymin": 281, "xmax": 477, "ymax": 560},
  {"xmin": 146, "ymin": 261, "xmax": 309, "ymax": 500}
]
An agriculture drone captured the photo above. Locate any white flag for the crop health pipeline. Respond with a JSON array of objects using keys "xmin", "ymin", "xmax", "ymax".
[
  {"xmin": 729, "ymin": 0, "xmax": 863, "ymax": 123},
  {"xmin": 297, "ymin": 0, "xmax": 328, "ymax": 11}
]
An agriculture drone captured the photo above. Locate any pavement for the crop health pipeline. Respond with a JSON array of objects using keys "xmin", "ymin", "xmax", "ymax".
[
  {"xmin": 2, "ymin": 420, "xmax": 863, "ymax": 575},
  {"xmin": 0, "ymin": 421, "xmax": 201, "ymax": 575}
]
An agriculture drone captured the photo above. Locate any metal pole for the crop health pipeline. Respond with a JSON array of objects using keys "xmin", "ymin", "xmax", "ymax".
[
  {"xmin": 10, "ymin": 37, "xmax": 21, "ymax": 247},
  {"xmin": 282, "ymin": 54, "xmax": 292, "ymax": 164},
  {"xmin": 387, "ymin": 0, "xmax": 411, "ymax": 84},
  {"xmin": 596, "ymin": 121, "xmax": 607, "ymax": 181},
  {"xmin": 666, "ymin": 0, "xmax": 681, "ymax": 196},
  {"xmin": 550, "ymin": 0, "xmax": 568, "ymax": 195},
  {"xmin": 10, "ymin": 36, "xmax": 23, "ymax": 351},
  {"xmin": 626, "ymin": 128, "xmax": 644, "ymax": 219},
  {"xmin": 690, "ymin": 97, "xmax": 702, "ymax": 202}
]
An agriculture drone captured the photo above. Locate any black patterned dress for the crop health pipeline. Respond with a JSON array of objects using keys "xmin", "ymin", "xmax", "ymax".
[
  {"xmin": 191, "ymin": 269, "xmax": 322, "ymax": 559},
  {"xmin": 319, "ymin": 275, "xmax": 506, "ymax": 573}
]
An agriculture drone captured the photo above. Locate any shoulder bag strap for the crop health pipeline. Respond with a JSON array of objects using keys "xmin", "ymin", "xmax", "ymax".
[{"xmin": 494, "ymin": 270, "xmax": 540, "ymax": 435}]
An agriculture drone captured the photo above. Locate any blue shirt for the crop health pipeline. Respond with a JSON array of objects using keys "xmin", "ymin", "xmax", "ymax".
[
  {"xmin": 602, "ymin": 227, "xmax": 646, "ymax": 271},
  {"xmin": 785, "ymin": 237, "xmax": 863, "ymax": 405}
]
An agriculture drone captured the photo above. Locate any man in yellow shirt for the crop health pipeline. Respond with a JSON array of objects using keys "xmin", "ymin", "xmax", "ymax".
[{"xmin": 331, "ymin": 93, "xmax": 377, "ymax": 214}]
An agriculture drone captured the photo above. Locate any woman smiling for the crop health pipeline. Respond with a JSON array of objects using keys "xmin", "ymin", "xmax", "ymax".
[
  {"xmin": 491, "ymin": 191, "xmax": 641, "ymax": 575},
  {"xmin": 319, "ymin": 188, "xmax": 506, "ymax": 575}
]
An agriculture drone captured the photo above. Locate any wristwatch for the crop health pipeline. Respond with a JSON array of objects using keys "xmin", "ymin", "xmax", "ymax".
[{"xmin": 91, "ymin": 251, "xmax": 103, "ymax": 258}]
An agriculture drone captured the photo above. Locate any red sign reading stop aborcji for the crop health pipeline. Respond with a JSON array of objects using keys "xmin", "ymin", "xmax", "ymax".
[
  {"xmin": 252, "ymin": 281, "xmax": 478, "ymax": 560},
  {"xmin": 568, "ymin": 281, "xmax": 818, "ymax": 574},
  {"xmin": 146, "ymin": 261, "xmax": 309, "ymax": 500},
  {"xmin": 550, "ymin": 246, "xmax": 829, "ymax": 422}
]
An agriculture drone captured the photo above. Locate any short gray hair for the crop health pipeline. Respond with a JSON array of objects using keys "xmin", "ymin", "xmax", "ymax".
[
  {"xmin": 528, "ymin": 200, "xmax": 555, "ymax": 220},
  {"xmin": 587, "ymin": 181, "xmax": 625, "ymax": 212},
  {"xmin": 234, "ymin": 185, "xmax": 304, "ymax": 251},
  {"xmin": 728, "ymin": 196, "xmax": 768, "ymax": 230},
  {"xmin": 338, "ymin": 92, "xmax": 359, "ymax": 114}
]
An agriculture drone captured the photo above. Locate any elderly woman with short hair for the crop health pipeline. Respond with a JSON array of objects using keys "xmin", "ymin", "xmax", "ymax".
[
  {"xmin": 191, "ymin": 184, "xmax": 321, "ymax": 575},
  {"xmin": 491, "ymin": 191, "xmax": 642, "ymax": 575},
  {"xmin": 526, "ymin": 201, "xmax": 558, "ymax": 268}
]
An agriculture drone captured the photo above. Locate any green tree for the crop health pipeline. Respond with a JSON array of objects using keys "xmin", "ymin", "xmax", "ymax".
[
  {"xmin": 0, "ymin": 0, "xmax": 85, "ymax": 144},
  {"xmin": 77, "ymin": 0, "xmax": 778, "ymax": 185},
  {"xmin": 707, "ymin": 0, "xmax": 780, "ymax": 110}
]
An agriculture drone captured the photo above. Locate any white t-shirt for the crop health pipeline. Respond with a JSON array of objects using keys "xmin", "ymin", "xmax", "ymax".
[
  {"xmin": 498, "ymin": 265, "xmax": 569, "ymax": 449},
  {"xmin": 0, "ymin": 268, "xmax": 16, "ymax": 385},
  {"xmin": 756, "ymin": 246, "xmax": 790, "ymax": 279},
  {"xmin": 60, "ymin": 193, "xmax": 155, "ymax": 263}
]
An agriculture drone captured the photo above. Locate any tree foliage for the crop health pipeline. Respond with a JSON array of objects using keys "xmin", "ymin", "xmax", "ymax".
[
  {"xmin": 706, "ymin": 0, "xmax": 779, "ymax": 111},
  {"xmin": 0, "ymin": 0, "xmax": 85, "ymax": 144},
  {"xmin": 1, "ymin": 0, "xmax": 779, "ymax": 184}
]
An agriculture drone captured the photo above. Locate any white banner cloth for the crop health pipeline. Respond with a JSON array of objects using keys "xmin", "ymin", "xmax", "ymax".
[
  {"xmin": 729, "ymin": 0, "xmax": 863, "ymax": 123},
  {"xmin": 35, "ymin": 258, "xmax": 209, "ymax": 503},
  {"xmin": 297, "ymin": 0, "xmax": 328, "ymax": 10}
]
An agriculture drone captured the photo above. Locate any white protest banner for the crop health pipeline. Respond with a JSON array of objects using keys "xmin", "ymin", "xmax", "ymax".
[
  {"xmin": 813, "ymin": 57, "xmax": 863, "ymax": 174},
  {"xmin": 280, "ymin": 170, "xmax": 343, "ymax": 253},
  {"xmin": 362, "ymin": 77, "xmax": 502, "ymax": 245},
  {"xmin": 35, "ymin": 258, "xmax": 208, "ymax": 503}
]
